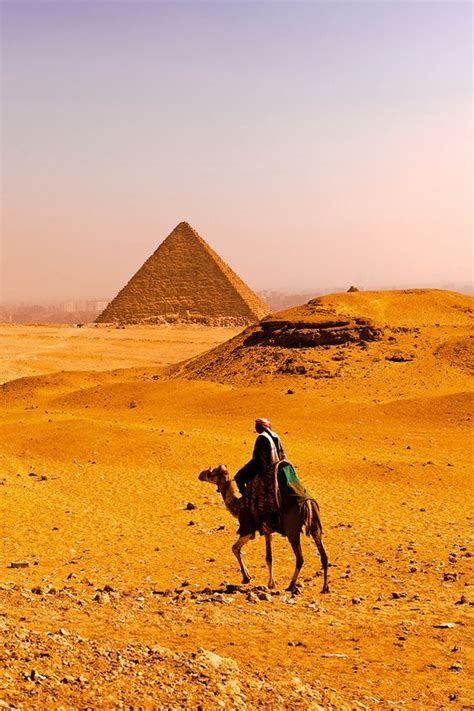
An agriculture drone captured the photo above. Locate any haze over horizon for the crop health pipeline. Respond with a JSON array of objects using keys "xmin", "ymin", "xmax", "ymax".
[{"xmin": 1, "ymin": 0, "xmax": 472, "ymax": 303}]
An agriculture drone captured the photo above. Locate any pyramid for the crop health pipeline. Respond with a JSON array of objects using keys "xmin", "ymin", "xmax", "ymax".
[{"xmin": 96, "ymin": 222, "xmax": 270, "ymax": 325}]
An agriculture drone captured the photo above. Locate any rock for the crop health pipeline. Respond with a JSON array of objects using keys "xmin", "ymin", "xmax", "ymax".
[
  {"xmin": 177, "ymin": 590, "xmax": 192, "ymax": 602},
  {"xmin": 257, "ymin": 591, "xmax": 272, "ymax": 602},
  {"xmin": 129, "ymin": 400, "xmax": 137, "ymax": 408},
  {"xmin": 322, "ymin": 653, "xmax": 348, "ymax": 659},
  {"xmin": 455, "ymin": 595, "xmax": 467, "ymax": 605},
  {"xmin": 449, "ymin": 661, "xmax": 462, "ymax": 672},
  {"xmin": 352, "ymin": 597, "xmax": 362, "ymax": 605},
  {"xmin": 443, "ymin": 572, "xmax": 458, "ymax": 582},
  {"xmin": 433, "ymin": 622, "xmax": 456, "ymax": 629},
  {"xmin": 8, "ymin": 561, "xmax": 29, "ymax": 569},
  {"xmin": 185, "ymin": 502, "xmax": 197, "ymax": 510},
  {"xmin": 385, "ymin": 352, "xmax": 415, "ymax": 362},
  {"xmin": 391, "ymin": 591, "xmax": 407, "ymax": 599},
  {"xmin": 286, "ymin": 389, "xmax": 295, "ymax": 395},
  {"xmin": 93, "ymin": 591, "xmax": 110, "ymax": 604},
  {"xmin": 195, "ymin": 648, "xmax": 239, "ymax": 673}
]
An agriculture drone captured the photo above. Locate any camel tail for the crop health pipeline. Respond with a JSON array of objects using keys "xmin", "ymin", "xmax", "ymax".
[{"xmin": 303, "ymin": 499, "xmax": 323, "ymax": 537}]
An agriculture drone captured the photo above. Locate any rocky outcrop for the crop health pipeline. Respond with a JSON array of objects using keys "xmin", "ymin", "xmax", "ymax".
[{"xmin": 243, "ymin": 317, "xmax": 382, "ymax": 348}]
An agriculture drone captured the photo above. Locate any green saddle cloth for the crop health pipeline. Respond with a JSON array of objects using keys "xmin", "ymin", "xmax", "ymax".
[{"xmin": 277, "ymin": 461, "xmax": 313, "ymax": 508}]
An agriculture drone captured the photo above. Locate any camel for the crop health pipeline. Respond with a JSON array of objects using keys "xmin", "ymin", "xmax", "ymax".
[{"xmin": 198, "ymin": 465, "xmax": 329, "ymax": 593}]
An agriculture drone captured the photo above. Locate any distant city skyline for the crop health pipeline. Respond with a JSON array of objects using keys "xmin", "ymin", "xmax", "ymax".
[{"xmin": 1, "ymin": 0, "xmax": 472, "ymax": 302}]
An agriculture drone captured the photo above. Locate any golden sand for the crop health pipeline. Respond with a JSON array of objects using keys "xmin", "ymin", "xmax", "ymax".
[{"xmin": 1, "ymin": 290, "xmax": 473, "ymax": 708}]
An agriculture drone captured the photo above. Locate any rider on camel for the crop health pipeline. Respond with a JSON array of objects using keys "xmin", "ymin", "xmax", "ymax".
[{"xmin": 235, "ymin": 418, "xmax": 286, "ymax": 534}]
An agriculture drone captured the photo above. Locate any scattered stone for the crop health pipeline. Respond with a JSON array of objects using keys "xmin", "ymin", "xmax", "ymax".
[
  {"xmin": 93, "ymin": 591, "xmax": 110, "ymax": 604},
  {"xmin": 391, "ymin": 591, "xmax": 407, "ymax": 599},
  {"xmin": 449, "ymin": 661, "xmax": 462, "ymax": 672},
  {"xmin": 185, "ymin": 502, "xmax": 197, "ymax": 510},
  {"xmin": 352, "ymin": 597, "xmax": 362, "ymax": 605},
  {"xmin": 455, "ymin": 595, "xmax": 467, "ymax": 605},
  {"xmin": 129, "ymin": 400, "xmax": 137, "ymax": 408},
  {"xmin": 433, "ymin": 622, "xmax": 456, "ymax": 629},
  {"xmin": 385, "ymin": 352, "xmax": 415, "ymax": 362},
  {"xmin": 61, "ymin": 674, "xmax": 76, "ymax": 684},
  {"xmin": 322, "ymin": 653, "xmax": 348, "ymax": 659},
  {"xmin": 195, "ymin": 648, "xmax": 239, "ymax": 673},
  {"xmin": 8, "ymin": 561, "xmax": 29, "ymax": 569}
]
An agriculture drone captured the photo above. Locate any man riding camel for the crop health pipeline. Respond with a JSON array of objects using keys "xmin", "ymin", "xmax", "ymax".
[{"xmin": 235, "ymin": 418, "xmax": 286, "ymax": 535}]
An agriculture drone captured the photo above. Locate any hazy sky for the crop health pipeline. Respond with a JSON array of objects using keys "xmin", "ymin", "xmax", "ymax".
[{"xmin": 1, "ymin": 0, "xmax": 472, "ymax": 302}]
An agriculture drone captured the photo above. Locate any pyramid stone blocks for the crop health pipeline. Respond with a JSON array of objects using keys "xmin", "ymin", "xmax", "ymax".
[{"xmin": 96, "ymin": 222, "xmax": 270, "ymax": 325}]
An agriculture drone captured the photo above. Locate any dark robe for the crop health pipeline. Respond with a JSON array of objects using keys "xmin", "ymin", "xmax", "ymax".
[{"xmin": 235, "ymin": 430, "xmax": 285, "ymax": 535}]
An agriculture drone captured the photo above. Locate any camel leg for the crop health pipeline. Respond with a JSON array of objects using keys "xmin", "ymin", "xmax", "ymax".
[
  {"xmin": 286, "ymin": 534, "xmax": 304, "ymax": 592},
  {"xmin": 265, "ymin": 533, "xmax": 275, "ymax": 589},
  {"xmin": 232, "ymin": 534, "xmax": 253, "ymax": 584},
  {"xmin": 312, "ymin": 530, "xmax": 329, "ymax": 594}
]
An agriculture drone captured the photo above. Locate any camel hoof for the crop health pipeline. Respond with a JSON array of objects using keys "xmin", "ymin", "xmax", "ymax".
[
  {"xmin": 242, "ymin": 577, "xmax": 251, "ymax": 584},
  {"xmin": 268, "ymin": 581, "xmax": 276, "ymax": 590},
  {"xmin": 321, "ymin": 586, "xmax": 330, "ymax": 594}
]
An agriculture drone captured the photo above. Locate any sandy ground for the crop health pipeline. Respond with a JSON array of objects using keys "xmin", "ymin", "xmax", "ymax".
[
  {"xmin": 0, "ymin": 324, "xmax": 241, "ymax": 384},
  {"xmin": 1, "ymin": 298, "xmax": 473, "ymax": 709}
]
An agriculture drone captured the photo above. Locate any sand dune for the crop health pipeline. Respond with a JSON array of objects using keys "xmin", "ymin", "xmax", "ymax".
[{"xmin": 1, "ymin": 289, "xmax": 473, "ymax": 708}]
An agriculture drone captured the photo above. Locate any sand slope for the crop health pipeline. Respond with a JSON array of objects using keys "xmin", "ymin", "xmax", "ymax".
[{"xmin": 1, "ymin": 290, "xmax": 473, "ymax": 708}]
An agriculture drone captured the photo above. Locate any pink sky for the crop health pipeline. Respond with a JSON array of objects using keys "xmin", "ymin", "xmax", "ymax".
[{"xmin": 1, "ymin": 1, "xmax": 472, "ymax": 302}]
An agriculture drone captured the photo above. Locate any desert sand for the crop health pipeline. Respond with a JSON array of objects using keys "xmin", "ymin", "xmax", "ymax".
[{"xmin": 1, "ymin": 290, "xmax": 473, "ymax": 709}]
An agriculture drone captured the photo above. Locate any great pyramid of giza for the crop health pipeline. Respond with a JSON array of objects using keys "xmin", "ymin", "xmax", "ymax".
[{"xmin": 96, "ymin": 221, "xmax": 270, "ymax": 325}]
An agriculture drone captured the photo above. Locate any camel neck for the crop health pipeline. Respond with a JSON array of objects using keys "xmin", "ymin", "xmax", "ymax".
[{"xmin": 218, "ymin": 475, "xmax": 241, "ymax": 518}]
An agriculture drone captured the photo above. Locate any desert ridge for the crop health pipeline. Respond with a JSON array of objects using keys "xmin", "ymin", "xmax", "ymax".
[
  {"xmin": 171, "ymin": 288, "xmax": 473, "ymax": 394},
  {"xmin": 96, "ymin": 221, "xmax": 270, "ymax": 326}
]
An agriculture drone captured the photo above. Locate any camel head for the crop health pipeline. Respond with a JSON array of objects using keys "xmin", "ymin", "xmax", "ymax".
[{"xmin": 198, "ymin": 465, "xmax": 229, "ymax": 491}]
